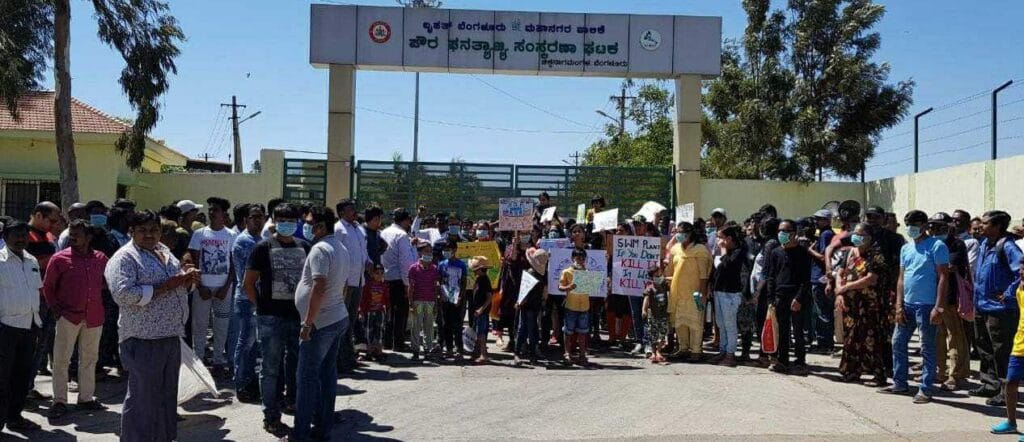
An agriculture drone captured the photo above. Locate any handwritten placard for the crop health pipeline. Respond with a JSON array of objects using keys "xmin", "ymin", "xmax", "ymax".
[
  {"xmin": 517, "ymin": 271, "xmax": 540, "ymax": 303},
  {"xmin": 591, "ymin": 208, "xmax": 619, "ymax": 233},
  {"xmin": 675, "ymin": 203, "xmax": 694, "ymax": 224},
  {"xmin": 454, "ymin": 241, "xmax": 501, "ymax": 289},
  {"xmin": 540, "ymin": 206, "xmax": 557, "ymax": 223},
  {"xmin": 611, "ymin": 235, "xmax": 662, "ymax": 296},
  {"xmin": 415, "ymin": 228, "xmax": 440, "ymax": 245},
  {"xmin": 546, "ymin": 248, "xmax": 608, "ymax": 297},
  {"xmin": 573, "ymin": 271, "xmax": 605, "ymax": 297},
  {"xmin": 576, "ymin": 203, "xmax": 586, "ymax": 222},
  {"xmin": 498, "ymin": 198, "xmax": 536, "ymax": 231},
  {"xmin": 633, "ymin": 201, "xmax": 666, "ymax": 223},
  {"xmin": 537, "ymin": 238, "xmax": 571, "ymax": 251}
]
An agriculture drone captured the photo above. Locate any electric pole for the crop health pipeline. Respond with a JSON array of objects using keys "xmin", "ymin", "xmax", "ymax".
[
  {"xmin": 221, "ymin": 96, "xmax": 246, "ymax": 173},
  {"xmin": 563, "ymin": 151, "xmax": 581, "ymax": 167},
  {"xmin": 611, "ymin": 87, "xmax": 635, "ymax": 139}
]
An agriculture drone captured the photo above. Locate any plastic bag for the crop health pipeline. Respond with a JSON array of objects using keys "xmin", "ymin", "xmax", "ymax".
[
  {"xmin": 957, "ymin": 274, "xmax": 975, "ymax": 322},
  {"xmin": 760, "ymin": 305, "xmax": 778, "ymax": 354},
  {"xmin": 462, "ymin": 324, "xmax": 477, "ymax": 354},
  {"xmin": 178, "ymin": 337, "xmax": 218, "ymax": 405}
]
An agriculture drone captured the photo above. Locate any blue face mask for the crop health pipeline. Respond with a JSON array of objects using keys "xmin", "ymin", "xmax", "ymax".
[
  {"xmin": 442, "ymin": 251, "xmax": 453, "ymax": 259},
  {"xmin": 303, "ymin": 224, "xmax": 314, "ymax": 240},
  {"xmin": 276, "ymin": 221, "xmax": 297, "ymax": 237},
  {"xmin": 778, "ymin": 232, "xmax": 792, "ymax": 244},
  {"xmin": 675, "ymin": 232, "xmax": 688, "ymax": 243},
  {"xmin": 420, "ymin": 254, "xmax": 432, "ymax": 263},
  {"xmin": 548, "ymin": 231, "xmax": 560, "ymax": 239},
  {"xmin": 851, "ymin": 234, "xmax": 865, "ymax": 247},
  {"xmin": 520, "ymin": 234, "xmax": 532, "ymax": 244},
  {"xmin": 447, "ymin": 226, "xmax": 461, "ymax": 236},
  {"xmin": 89, "ymin": 214, "xmax": 108, "ymax": 228},
  {"xmin": 476, "ymin": 230, "xmax": 488, "ymax": 238},
  {"xmin": 906, "ymin": 225, "xmax": 921, "ymax": 239},
  {"xmin": 705, "ymin": 227, "xmax": 717, "ymax": 237}
]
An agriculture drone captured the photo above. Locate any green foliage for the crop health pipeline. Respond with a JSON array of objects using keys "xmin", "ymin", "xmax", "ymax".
[
  {"xmin": 0, "ymin": 0, "xmax": 53, "ymax": 119},
  {"xmin": 582, "ymin": 79, "xmax": 674, "ymax": 167}
]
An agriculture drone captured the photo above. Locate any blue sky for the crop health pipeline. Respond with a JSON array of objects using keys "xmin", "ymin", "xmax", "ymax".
[{"xmin": 62, "ymin": 0, "xmax": 1024, "ymax": 180}]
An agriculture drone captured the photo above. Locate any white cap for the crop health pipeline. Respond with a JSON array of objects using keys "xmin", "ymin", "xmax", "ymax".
[
  {"xmin": 176, "ymin": 199, "xmax": 203, "ymax": 213},
  {"xmin": 711, "ymin": 208, "xmax": 727, "ymax": 217}
]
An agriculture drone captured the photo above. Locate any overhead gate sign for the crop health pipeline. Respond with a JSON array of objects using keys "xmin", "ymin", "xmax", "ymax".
[{"xmin": 309, "ymin": 4, "xmax": 721, "ymax": 78}]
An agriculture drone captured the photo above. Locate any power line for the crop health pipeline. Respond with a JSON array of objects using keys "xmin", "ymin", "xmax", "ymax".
[
  {"xmin": 357, "ymin": 106, "xmax": 603, "ymax": 134},
  {"xmin": 469, "ymin": 75, "xmax": 600, "ymax": 129},
  {"xmin": 201, "ymin": 107, "xmax": 227, "ymax": 156}
]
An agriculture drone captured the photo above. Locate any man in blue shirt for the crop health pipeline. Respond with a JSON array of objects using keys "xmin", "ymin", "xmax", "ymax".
[
  {"xmin": 808, "ymin": 209, "xmax": 835, "ymax": 353},
  {"xmin": 971, "ymin": 210, "xmax": 1024, "ymax": 406},
  {"xmin": 880, "ymin": 210, "xmax": 949, "ymax": 404}
]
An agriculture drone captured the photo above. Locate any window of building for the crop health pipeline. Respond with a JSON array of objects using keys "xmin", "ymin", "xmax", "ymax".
[{"xmin": 1, "ymin": 179, "xmax": 62, "ymax": 221}]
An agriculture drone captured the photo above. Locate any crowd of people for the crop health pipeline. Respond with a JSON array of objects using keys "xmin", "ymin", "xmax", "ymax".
[{"xmin": 1, "ymin": 191, "xmax": 1024, "ymax": 441}]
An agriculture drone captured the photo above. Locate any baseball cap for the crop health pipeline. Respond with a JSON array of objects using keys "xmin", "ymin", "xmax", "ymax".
[
  {"xmin": 813, "ymin": 209, "xmax": 833, "ymax": 219},
  {"xmin": 176, "ymin": 199, "xmax": 203, "ymax": 213},
  {"xmin": 928, "ymin": 212, "xmax": 953, "ymax": 224},
  {"xmin": 864, "ymin": 206, "xmax": 886, "ymax": 217}
]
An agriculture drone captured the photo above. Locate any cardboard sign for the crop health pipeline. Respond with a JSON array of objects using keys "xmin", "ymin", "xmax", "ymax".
[
  {"xmin": 675, "ymin": 203, "xmax": 694, "ymax": 224},
  {"xmin": 498, "ymin": 198, "xmax": 536, "ymax": 231},
  {"xmin": 611, "ymin": 235, "xmax": 663, "ymax": 296},
  {"xmin": 572, "ymin": 271, "xmax": 605, "ymax": 297},
  {"xmin": 540, "ymin": 206, "xmax": 557, "ymax": 223},
  {"xmin": 454, "ymin": 241, "xmax": 501, "ymax": 290},
  {"xmin": 576, "ymin": 203, "xmax": 586, "ymax": 222},
  {"xmin": 591, "ymin": 208, "xmax": 619, "ymax": 233},
  {"xmin": 415, "ymin": 228, "xmax": 440, "ymax": 245},
  {"xmin": 517, "ymin": 271, "xmax": 540, "ymax": 303},
  {"xmin": 537, "ymin": 238, "xmax": 571, "ymax": 251},
  {"xmin": 633, "ymin": 201, "xmax": 667, "ymax": 223},
  {"xmin": 546, "ymin": 248, "xmax": 608, "ymax": 297}
]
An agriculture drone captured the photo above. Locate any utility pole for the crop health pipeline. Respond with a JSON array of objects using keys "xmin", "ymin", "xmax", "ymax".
[
  {"xmin": 221, "ymin": 96, "xmax": 246, "ymax": 173},
  {"xmin": 563, "ymin": 151, "xmax": 581, "ymax": 167},
  {"xmin": 611, "ymin": 87, "xmax": 635, "ymax": 138},
  {"xmin": 913, "ymin": 107, "xmax": 934, "ymax": 173},
  {"xmin": 414, "ymin": 73, "xmax": 420, "ymax": 162},
  {"xmin": 992, "ymin": 79, "xmax": 1014, "ymax": 160}
]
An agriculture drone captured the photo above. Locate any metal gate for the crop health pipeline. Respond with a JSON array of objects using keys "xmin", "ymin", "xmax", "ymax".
[
  {"xmin": 282, "ymin": 158, "xmax": 327, "ymax": 206},
  {"xmin": 514, "ymin": 164, "xmax": 674, "ymax": 218}
]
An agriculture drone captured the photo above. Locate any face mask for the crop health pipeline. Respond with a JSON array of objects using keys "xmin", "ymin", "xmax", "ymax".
[
  {"xmin": 705, "ymin": 227, "xmax": 717, "ymax": 237},
  {"xmin": 520, "ymin": 234, "xmax": 531, "ymax": 244},
  {"xmin": 851, "ymin": 234, "xmax": 865, "ymax": 247},
  {"xmin": 447, "ymin": 226, "xmax": 461, "ymax": 236},
  {"xmin": 420, "ymin": 254, "xmax": 432, "ymax": 263},
  {"xmin": 276, "ymin": 221, "xmax": 297, "ymax": 237},
  {"xmin": 302, "ymin": 224, "xmax": 314, "ymax": 240},
  {"xmin": 674, "ymin": 232, "xmax": 688, "ymax": 243},
  {"xmin": 572, "ymin": 263, "xmax": 584, "ymax": 270},
  {"xmin": 548, "ymin": 231, "xmax": 559, "ymax": 239},
  {"xmin": 89, "ymin": 214, "xmax": 108, "ymax": 228},
  {"xmin": 778, "ymin": 232, "xmax": 792, "ymax": 244},
  {"xmin": 442, "ymin": 251, "xmax": 453, "ymax": 259},
  {"xmin": 906, "ymin": 225, "xmax": 921, "ymax": 239},
  {"xmin": 476, "ymin": 230, "xmax": 488, "ymax": 238}
]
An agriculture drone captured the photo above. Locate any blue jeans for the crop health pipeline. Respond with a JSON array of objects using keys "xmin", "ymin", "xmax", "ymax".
[
  {"xmin": 293, "ymin": 318, "xmax": 348, "ymax": 441},
  {"xmin": 257, "ymin": 315, "xmax": 300, "ymax": 422},
  {"xmin": 811, "ymin": 284, "xmax": 834, "ymax": 348},
  {"xmin": 232, "ymin": 293, "xmax": 259, "ymax": 391},
  {"xmin": 628, "ymin": 295, "xmax": 646, "ymax": 346},
  {"xmin": 515, "ymin": 309, "xmax": 540, "ymax": 357},
  {"xmin": 714, "ymin": 291, "xmax": 742, "ymax": 355},
  {"xmin": 893, "ymin": 303, "xmax": 937, "ymax": 395}
]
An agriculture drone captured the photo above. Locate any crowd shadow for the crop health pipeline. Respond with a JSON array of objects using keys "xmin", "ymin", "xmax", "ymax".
[
  {"xmin": 0, "ymin": 427, "xmax": 77, "ymax": 441},
  {"xmin": 348, "ymin": 366, "xmax": 419, "ymax": 382},
  {"xmin": 329, "ymin": 408, "xmax": 397, "ymax": 441},
  {"xmin": 174, "ymin": 412, "xmax": 231, "ymax": 441}
]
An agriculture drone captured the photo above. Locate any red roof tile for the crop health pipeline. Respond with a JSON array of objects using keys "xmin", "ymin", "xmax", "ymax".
[{"xmin": 0, "ymin": 91, "xmax": 131, "ymax": 134}]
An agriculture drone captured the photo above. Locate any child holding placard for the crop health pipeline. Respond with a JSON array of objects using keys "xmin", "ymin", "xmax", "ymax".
[
  {"xmin": 468, "ymin": 257, "xmax": 494, "ymax": 364},
  {"xmin": 438, "ymin": 240, "xmax": 468, "ymax": 359},
  {"xmin": 515, "ymin": 248, "xmax": 549, "ymax": 366},
  {"xmin": 559, "ymin": 248, "xmax": 592, "ymax": 365},
  {"xmin": 643, "ymin": 264, "xmax": 671, "ymax": 363}
]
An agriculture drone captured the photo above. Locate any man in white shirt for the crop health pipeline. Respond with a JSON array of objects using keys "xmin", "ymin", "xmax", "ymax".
[
  {"xmin": 0, "ymin": 221, "xmax": 44, "ymax": 433},
  {"xmin": 334, "ymin": 199, "xmax": 371, "ymax": 370},
  {"xmin": 188, "ymin": 197, "xmax": 237, "ymax": 377},
  {"xmin": 380, "ymin": 208, "xmax": 417, "ymax": 351}
]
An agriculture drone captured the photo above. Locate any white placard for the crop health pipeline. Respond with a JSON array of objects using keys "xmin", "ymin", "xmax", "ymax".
[
  {"xmin": 517, "ymin": 271, "xmax": 540, "ymax": 303},
  {"xmin": 675, "ymin": 203, "xmax": 694, "ymax": 224},
  {"xmin": 576, "ymin": 203, "xmax": 586, "ymax": 222},
  {"xmin": 546, "ymin": 248, "xmax": 607, "ymax": 297},
  {"xmin": 540, "ymin": 206, "xmax": 557, "ymax": 223},
  {"xmin": 592, "ymin": 208, "xmax": 619, "ymax": 233},
  {"xmin": 633, "ymin": 201, "xmax": 666, "ymax": 223}
]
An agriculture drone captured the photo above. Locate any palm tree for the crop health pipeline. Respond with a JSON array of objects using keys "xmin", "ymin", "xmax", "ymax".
[{"xmin": 1, "ymin": 0, "xmax": 184, "ymax": 209}]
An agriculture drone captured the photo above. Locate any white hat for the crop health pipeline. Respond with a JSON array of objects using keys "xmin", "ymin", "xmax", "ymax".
[
  {"xmin": 176, "ymin": 199, "xmax": 204, "ymax": 213},
  {"xmin": 814, "ymin": 209, "xmax": 833, "ymax": 219},
  {"xmin": 711, "ymin": 208, "xmax": 727, "ymax": 217}
]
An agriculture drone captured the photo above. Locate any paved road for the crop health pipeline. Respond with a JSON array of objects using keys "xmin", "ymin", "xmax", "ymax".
[{"xmin": 1, "ymin": 337, "xmax": 1014, "ymax": 441}]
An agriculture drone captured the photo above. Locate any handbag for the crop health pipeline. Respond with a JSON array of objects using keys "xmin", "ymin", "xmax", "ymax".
[
  {"xmin": 761, "ymin": 305, "xmax": 778, "ymax": 354},
  {"xmin": 956, "ymin": 273, "xmax": 975, "ymax": 322}
]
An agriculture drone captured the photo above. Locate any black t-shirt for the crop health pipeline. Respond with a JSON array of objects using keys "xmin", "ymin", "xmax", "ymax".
[
  {"xmin": 767, "ymin": 245, "xmax": 812, "ymax": 304},
  {"xmin": 713, "ymin": 244, "xmax": 747, "ymax": 294},
  {"xmin": 247, "ymin": 238, "xmax": 311, "ymax": 319},
  {"xmin": 470, "ymin": 273, "xmax": 492, "ymax": 317},
  {"xmin": 521, "ymin": 268, "xmax": 546, "ymax": 311}
]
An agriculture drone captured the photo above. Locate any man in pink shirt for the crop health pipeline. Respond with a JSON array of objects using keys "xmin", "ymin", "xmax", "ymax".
[
  {"xmin": 406, "ymin": 242, "xmax": 440, "ymax": 360},
  {"xmin": 42, "ymin": 220, "xmax": 108, "ymax": 418}
]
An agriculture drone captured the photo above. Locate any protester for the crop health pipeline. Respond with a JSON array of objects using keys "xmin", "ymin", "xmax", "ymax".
[
  {"xmin": 989, "ymin": 260, "xmax": 1024, "ymax": 436},
  {"xmin": 437, "ymin": 240, "xmax": 467, "ymax": 358},
  {"xmin": 515, "ymin": 247, "xmax": 548, "ymax": 365},
  {"xmin": 363, "ymin": 206, "xmax": 386, "ymax": 267},
  {"xmin": 643, "ymin": 264, "xmax": 671, "ymax": 363},
  {"xmin": 334, "ymin": 199, "xmax": 370, "ymax": 372},
  {"xmin": 667, "ymin": 222, "xmax": 712, "ymax": 362},
  {"xmin": 881, "ymin": 210, "xmax": 948, "ymax": 404},
  {"xmin": 0, "ymin": 220, "xmax": 44, "ymax": 433},
  {"xmin": 765, "ymin": 220, "xmax": 813, "ymax": 374},
  {"xmin": 359, "ymin": 265, "xmax": 390, "ymax": 362},
  {"xmin": 498, "ymin": 231, "xmax": 531, "ymax": 351},
  {"xmin": 930, "ymin": 212, "xmax": 971, "ymax": 392},
  {"xmin": 560, "ymin": 248, "xmax": 593, "ymax": 365},
  {"xmin": 834, "ymin": 223, "xmax": 889, "ymax": 385},
  {"xmin": 105, "ymin": 210, "xmax": 197, "ymax": 442},
  {"xmin": 407, "ymin": 242, "xmax": 440, "ymax": 360},
  {"xmin": 468, "ymin": 256, "xmax": 494, "ymax": 363},
  {"xmin": 808, "ymin": 209, "xmax": 836, "ymax": 353},
  {"xmin": 244, "ymin": 202, "xmax": 309, "ymax": 435},
  {"xmin": 188, "ymin": 197, "xmax": 236, "ymax": 377},
  {"xmin": 381, "ymin": 208, "xmax": 416, "ymax": 351},
  {"xmin": 712, "ymin": 225, "xmax": 746, "ymax": 367},
  {"xmin": 42, "ymin": 220, "xmax": 108, "ymax": 418},
  {"xmin": 293, "ymin": 206, "xmax": 350, "ymax": 441},
  {"xmin": 229, "ymin": 203, "xmax": 265, "ymax": 404},
  {"xmin": 972, "ymin": 210, "xmax": 1023, "ymax": 407},
  {"xmin": 56, "ymin": 202, "xmax": 88, "ymax": 250}
]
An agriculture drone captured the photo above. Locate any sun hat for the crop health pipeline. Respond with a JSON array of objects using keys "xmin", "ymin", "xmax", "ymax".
[
  {"xmin": 526, "ymin": 248, "xmax": 549, "ymax": 275},
  {"xmin": 469, "ymin": 256, "xmax": 492, "ymax": 271}
]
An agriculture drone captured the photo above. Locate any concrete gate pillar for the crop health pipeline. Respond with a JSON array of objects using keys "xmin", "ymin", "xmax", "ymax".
[
  {"xmin": 327, "ymin": 64, "xmax": 356, "ymax": 204},
  {"xmin": 673, "ymin": 75, "xmax": 702, "ymax": 217}
]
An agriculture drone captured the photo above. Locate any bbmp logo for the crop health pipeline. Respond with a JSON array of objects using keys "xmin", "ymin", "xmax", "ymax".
[
  {"xmin": 369, "ymin": 21, "xmax": 392, "ymax": 44},
  {"xmin": 640, "ymin": 29, "xmax": 661, "ymax": 51}
]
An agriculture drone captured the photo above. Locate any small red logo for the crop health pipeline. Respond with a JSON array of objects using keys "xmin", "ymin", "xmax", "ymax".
[{"xmin": 369, "ymin": 21, "xmax": 391, "ymax": 44}]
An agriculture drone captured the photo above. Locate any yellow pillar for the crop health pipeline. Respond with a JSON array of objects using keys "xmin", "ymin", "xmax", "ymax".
[
  {"xmin": 673, "ymin": 75, "xmax": 702, "ymax": 216},
  {"xmin": 327, "ymin": 64, "xmax": 356, "ymax": 205}
]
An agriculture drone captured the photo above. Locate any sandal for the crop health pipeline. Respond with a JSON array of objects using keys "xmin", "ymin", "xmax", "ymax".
[{"xmin": 991, "ymin": 420, "xmax": 1018, "ymax": 434}]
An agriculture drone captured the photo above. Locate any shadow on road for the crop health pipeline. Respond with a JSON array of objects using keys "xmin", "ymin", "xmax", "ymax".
[{"xmin": 331, "ymin": 408, "xmax": 397, "ymax": 441}]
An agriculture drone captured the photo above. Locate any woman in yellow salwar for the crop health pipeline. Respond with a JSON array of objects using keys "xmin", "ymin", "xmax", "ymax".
[{"xmin": 667, "ymin": 221, "xmax": 712, "ymax": 362}]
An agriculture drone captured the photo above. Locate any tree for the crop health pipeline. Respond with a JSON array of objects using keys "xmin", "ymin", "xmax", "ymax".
[
  {"xmin": 582, "ymin": 79, "xmax": 674, "ymax": 167},
  {"xmin": 0, "ymin": 0, "xmax": 184, "ymax": 210},
  {"xmin": 251, "ymin": 159, "xmax": 261, "ymax": 173}
]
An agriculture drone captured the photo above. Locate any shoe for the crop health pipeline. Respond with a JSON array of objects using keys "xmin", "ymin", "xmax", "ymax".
[
  {"xmin": 68, "ymin": 381, "xmax": 79, "ymax": 393},
  {"xmin": 263, "ymin": 419, "xmax": 291, "ymax": 437},
  {"xmin": 718, "ymin": 355, "xmax": 737, "ymax": 367},
  {"xmin": 864, "ymin": 376, "xmax": 886, "ymax": 388},
  {"xmin": 513, "ymin": 356, "xmax": 522, "ymax": 366},
  {"xmin": 769, "ymin": 363, "xmax": 788, "ymax": 374},
  {"xmin": 281, "ymin": 402, "xmax": 296, "ymax": 416},
  {"xmin": 971, "ymin": 387, "xmax": 999, "ymax": 398},
  {"xmin": 630, "ymin": 343, "xmax": 644, "ymax": 355},
  {"xmin": 940, "ymin": 379, "xmax": 961, "ymax": 392},
  {"xmin": 991, "ymin": 420, "xmax": 1019, "ymax": 434},
  {"xmin": 236, "ymin": 387, "xmax": 261, "ymax": 404},
  {"xmin": 48, "ymin": 402, "xmax": 68, "ymax": 419},
  {"xmin": 840, "ymin": 372, "xmax": 860, "ymax": 383},
  {"xmin": 77, "ymin": 400, "xmax": 106, "ymax": 411},
  {"xmin": 877, "ymin": 386, "xmax": 910, "ymax": 395},
  {"xmin": 6, "ymin": 416, "xmax": 41, "ymax": 432},
  {"xmin": 411, "ymin": 352, "xmax": 420, "ymax": 361},
  {"xmin": 913, "ymin": 392, "xmax": 932, "ymax": 404},
  {"xmin": 38, "ymin": 367, "xmax": 52, "ymax": 376},
  {"xmin": 789, "ymin": 364, "xmax": 810, "ymax": 376},
  {"xmin": 987, "ymin": 395, "xmax": 1007, "ymax": 407}
]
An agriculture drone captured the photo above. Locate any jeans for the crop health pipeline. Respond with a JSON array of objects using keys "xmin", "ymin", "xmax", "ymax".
[
  {"xmin": 119, "ymin": 337, "xmax": 179, "ymax": 442},
  {"xmin": 408, "ymin": 301, "xmax": 436, "ymax": 354},
  {"xmin": 338, "ymin": 286, "xmax": 362, "ymax": 368},
  {"xmin": 974, "ymin": 309, "xmax": 1020, "ymax": 396},
  {"xmin": 293, "ymin": 318, "xmax": 347, "ymax": 441},
  {"xmin": 256, "ymin": 315, "xmax": 300, "ymax": 422},
  {"xmin": 192, "ymin": 291, "xmax": 232, "ymax": 365},
  {"xmin": 628, "ymin": 295, "xmax": 646, "ymax": 346},
  {"xmin": 811, "ymin": 284, "xmax": 834, "ymax": 348},
  {"xmin": 440, "ymin": 302, "xmax": 463, "ymax": 352},
  {"xmin": 774, "ymin": 294, "xmax": 806, "ymax": 366},
  {"xmin": 515, "ymin": 309, "xmax": 540, "ymax": 357},
  {"xmin": 714, "ymin": 291, "xmax": 742, "ymax": 355},
  {"xmin": 232, "ymin": 294, "xmax": 259, "ymax": 391},
  {"xmin": 893, "ymin": 303, "xmax": 937, "ymax": 395}
]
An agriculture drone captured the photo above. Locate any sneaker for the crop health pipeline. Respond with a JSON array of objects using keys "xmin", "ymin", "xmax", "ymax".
[
  {"xmin": 6, "ymin": 416, "xmax": 41, "ymax": 432},
  {"xmin": 77, "ymin": 400, "xmax": 106, "ymax": 411},
  {"xmin": 27, "ymin": 390, "xmax": 51, "ymax": 400},
  {"xmin": 987, "ymin": 395, "xmax": 1007, "ymax": 407},
  {"xmin": 263, "ymin": 419, "xmax": 291, "ymax": 437},
  {"xmin": 48, "ymin": 402, "xmax": 68, "ymax": 419},
  {"xmin": 991, "ymin": 420, "xmax": 1019, "ymax": 434},
  {"xmin": 913, "ymin": 392, "xmax": 932, "ymax": 404},
  {"xmin": 513, "ymin": 356, "xmax": 522, "ymax": 366},
  {"xmin": 630, "ymin": 343, "xmax": 644, "ymax": 355}
]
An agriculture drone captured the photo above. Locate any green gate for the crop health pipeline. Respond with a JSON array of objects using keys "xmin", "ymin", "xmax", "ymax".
[
  {"xmin": 282, "ymin": 158, "xmax": 327, "ymax": 206},
  {"xmin": 514, "ymin": 164, "xmax": 674, "ymax": 218}
]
